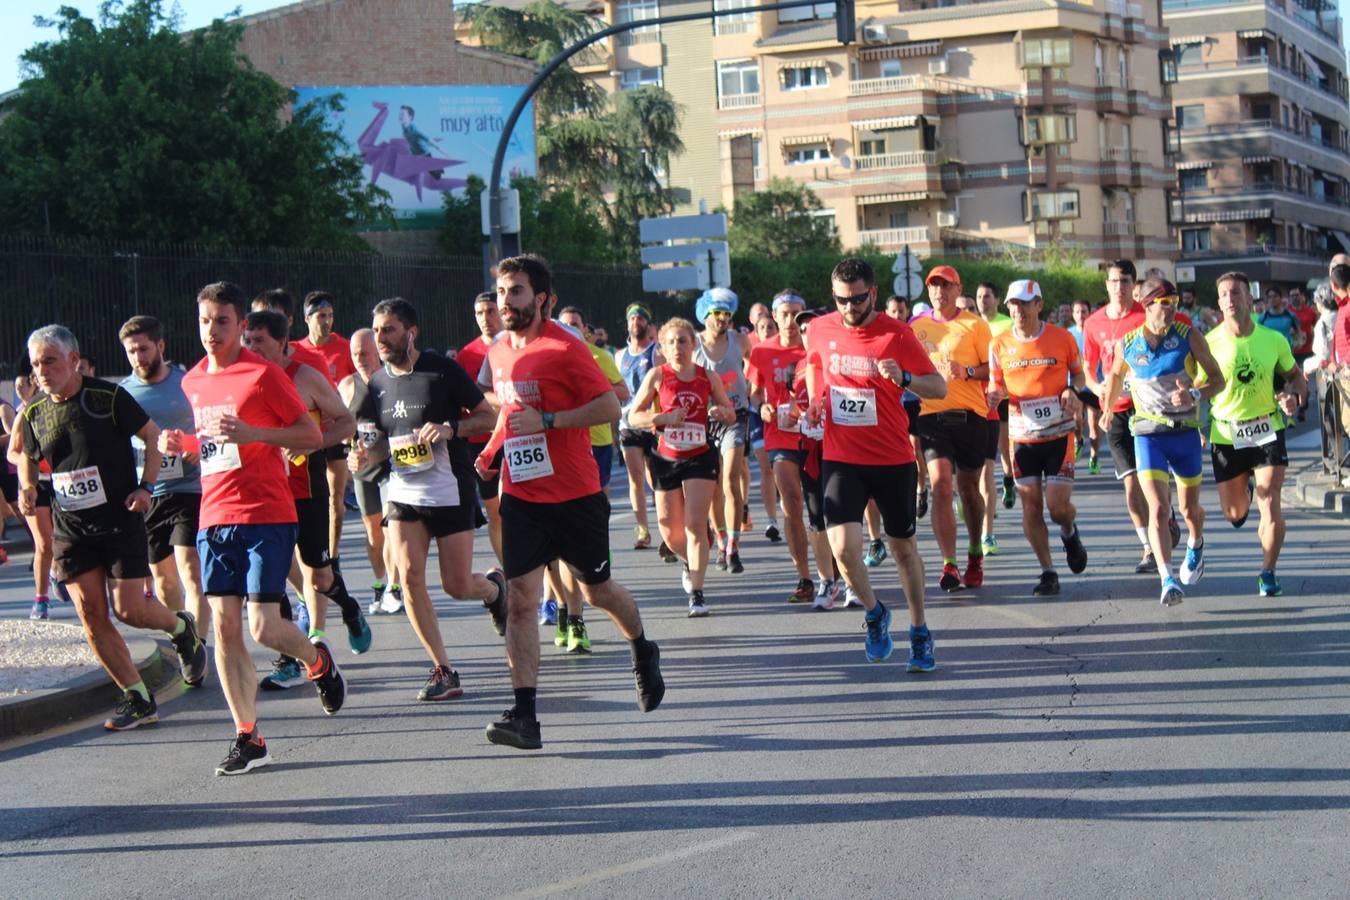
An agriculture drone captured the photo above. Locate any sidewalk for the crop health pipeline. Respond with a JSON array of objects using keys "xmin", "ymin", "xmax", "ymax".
[{"xmin": 1284, "ymin": 420, "xmax": 1350, "ymax": 518}]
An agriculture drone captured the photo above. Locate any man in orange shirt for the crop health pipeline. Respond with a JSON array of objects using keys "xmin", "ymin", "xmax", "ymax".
[
  {"xmin": 910, "ymin": 266, "xmax": 993, "ymax": 592},
  {"xmin": 988, "ymin": 280, "xmax": 1089, "ymax": 596}
]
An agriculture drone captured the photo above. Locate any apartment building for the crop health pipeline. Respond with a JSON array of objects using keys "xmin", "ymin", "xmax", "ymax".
[
  {"xmin": 1165, "ymin": 0, "xmax": 1350, "ymax": 287},
  {"xmin": 466, "ymin": 0, "xmax": 1178, "ymax": 272}
]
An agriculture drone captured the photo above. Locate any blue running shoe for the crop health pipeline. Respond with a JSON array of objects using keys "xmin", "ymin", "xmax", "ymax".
[
  {"xmin": 1258, "ymin": 569, "xmax": 1282, "ymax": 597},
  {"xmin": 1179, "ymin": 544, "xmax": 1205, "ymax": 586},
  {"xmin": 539, "ymin": 598, "xmax": 558, "ymax": 626},
  {"xmin": 863, "ymin": 602, "xmax": 893, "ymax": 663},
  {"xmin": 907, "ymin": 625, "xmax": 936, "ymax": 673},
  {"xmin": 863, "ymin": 539, "xmax": 887, "ymax": 568},
  {"xmin": 293, "ymin": 599, "xmax": 310, "ymax": 635},
  {"xmin": 345, "ymin": 613, "xmax": 373, "ymax": 655},
  {"xmin": 30, "ymin": 598, "xmax": 49, "ymax": 620},
  {"xmin": 1160, "ymin": 576, "xmax": 1184, "ymax": 607}
]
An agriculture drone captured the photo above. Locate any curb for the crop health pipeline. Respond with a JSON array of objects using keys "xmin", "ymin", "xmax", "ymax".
[
  {"xmin": 0, "ymin": 631, "xmax": 178, "ymax": 740},
  {"xmin": 1287, "ymin": 463, "xmax": 1350, "ymax": 517}
]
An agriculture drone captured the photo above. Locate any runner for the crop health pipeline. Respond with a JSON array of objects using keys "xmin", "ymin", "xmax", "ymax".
[
  {"xmin": 804, "ymin": 257, "xmax": 944, "ymax": 667},
  {"xmin": 615, "ymin": 303, "xmax": 663, "ymax": 551},
  {"xmin": 481, "ymin": 254, "xmax": 664, "ymax": 750},
  {"xmin": 118, "ymin": 315, "xmax": 211, "ymax": 650},
  {"xmin": 987, "ymin": 280, "xmax": 1090, "ymax": 596},
  {"xmin": 295, "ymin": 291, "xmax": 358, "ymax": 565},
  {"xmin": 17, "ymin": 324, "xmax": 207, "ymax": 730},
  {"xmin": 974, "ymin": 280, "xmax": 1014, "ymax": 557},
  {"xmin": 909, "ymin": 265, "xmax": 993, "ymax": 592},
  {"xmin": 1100, "ymin": 278, "xmax": 1225, "ymax": 606},
  {"xmin": 6, "ymin": 368, "xmax": 57, "ymax": 618},
  {"xmin": 629, "ymin": 317, "xmax": 736, "ymax": 616},
  {"xmin": 340, "ymin": 328, "xmax": 403, "ymax": 615},
  {"xmin": 456, "ymin": 292, "xmax": 506, "ymax": 565},
  {"xmin": 748, "ymin": 311, "xmax": 782, "ymax": 543},
  {"xmin": 747, "ymin": 290, "xmax": 839, "ymax": 608},
  {"xmin": 1198, "ymin": 271, "xmax": 1307, "ymax": 596},
  {"xmin": 171, "ymin": 282, "xmax": 345, "ymax": 774},
  {"xmin": 694, "ymin": 287, "xmax": 753, "ymax": 573},
  {"xmin": 352, "ymin": 297, "xmax": 506, "ymax": 700},
  {"xmin": 1066, "ymin": 299, "xmax": 1103, "ymax": 474}
]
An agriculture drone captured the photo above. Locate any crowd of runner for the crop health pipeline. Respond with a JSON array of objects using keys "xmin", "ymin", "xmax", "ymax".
[{"xmin": 0, "ymin": 251, "xmax": 1326, "ymax": 774}]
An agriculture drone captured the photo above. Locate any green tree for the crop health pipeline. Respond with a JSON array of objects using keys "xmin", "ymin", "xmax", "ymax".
[
  {"xmin": 726, "ymin": 179, "xmax": 841, "ymax": 260},
  {"xmin": 441, "ymin": 175, "xmax": 612, "ymax": 263},
  {"xmin": 0, "ymin": 0, "xmax": 390, "ymax": 246}
]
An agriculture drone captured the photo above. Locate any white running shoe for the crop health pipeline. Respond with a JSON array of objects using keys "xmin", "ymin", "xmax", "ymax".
[
  {"xmin": 842, "ymin": 585, "xmax": 862, "ymax": 608},
  {"xmin": 681, "ymin": 563, "xmax": 694, "ymax": 595},
  {"xmin": 812, "ymin": 581, "xmax": 836, "ymax": 611}
]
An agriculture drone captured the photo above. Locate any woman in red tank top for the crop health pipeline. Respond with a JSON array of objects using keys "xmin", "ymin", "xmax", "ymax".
[{"xmin": 628, "ymin": 319, "xmax": 735, "ymax": 616}]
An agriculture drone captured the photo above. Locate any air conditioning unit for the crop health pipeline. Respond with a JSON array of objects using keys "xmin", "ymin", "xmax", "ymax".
[
  {"xmin": 862, "ymin": 24, "xmax": 888, "ymax": 44},
  {"xmin": 928, "ymin": 56, "xmax": 949, "ymax": 75},
  {"xmin": 937, "ymin": 211, "xmax": 958, "ymax": 227}
]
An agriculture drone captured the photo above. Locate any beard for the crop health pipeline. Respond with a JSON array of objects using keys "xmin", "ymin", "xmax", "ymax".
[
  {"xmin": 137, "ymin": 355, "xmax": 163, "ymax": 380},
  {"xmin": 504, "ymin": 302, "xmax": 537, "ymax": 332},
  {"xmin": 380, "ymin": 335, "xmax": 411, "ymax": 366},
  {"xmin": 843, "ymin": 300, "xmax": 874, "ymax": 327}
]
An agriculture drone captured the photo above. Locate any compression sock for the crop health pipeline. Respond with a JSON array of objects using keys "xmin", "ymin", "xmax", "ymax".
[
  {"xmin": 127, "ymin": 681, "xmax": 150, "ymax": 702},
  {"xmin": 321, "ymin": 570, "xmax": 362, "ymax": 623},
  {"xmin": 514, "ymin": 687, "xmax": 538, "ymax": 721}
]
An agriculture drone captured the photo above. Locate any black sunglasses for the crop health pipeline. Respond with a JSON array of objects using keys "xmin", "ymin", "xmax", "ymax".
[{"xmin": 832, "ymin": 291, "xmax": 872, "ymax": 306}]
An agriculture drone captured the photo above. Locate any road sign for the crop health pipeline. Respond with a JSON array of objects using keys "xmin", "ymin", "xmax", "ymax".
[
  {"xmin": 643, "ymin": 267, "xmax": 705, "ymax": 292},
  {"xmin": 891, "ymin": 247, "xmax": 924, "ymax": 300},
  {"xmin": 640, "ymin": 241, "xmax": 727, "ymax": 266},
  {"xmin": 639, "ymin": 213, "xmax": 728, "ymax": 244}
]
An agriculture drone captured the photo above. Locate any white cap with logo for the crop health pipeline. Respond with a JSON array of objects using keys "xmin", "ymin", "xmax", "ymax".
[{"xmin": 1005, "ymin": 279, "xmax": 1042, "ymax": 304}]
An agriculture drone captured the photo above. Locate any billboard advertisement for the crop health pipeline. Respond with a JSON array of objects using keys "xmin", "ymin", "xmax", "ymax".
[{"xmin": 295, "ymin": 84, "xmax": 536, "ymax": 230}]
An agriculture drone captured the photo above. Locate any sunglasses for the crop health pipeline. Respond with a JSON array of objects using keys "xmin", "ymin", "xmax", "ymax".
[
  {"xmin": 833, "ymin": 291, "xmax": 872, "ymax": 306},
  {"xmin": 1148, "ymin": 296, "xmax": 1179, "ymax": 308}
]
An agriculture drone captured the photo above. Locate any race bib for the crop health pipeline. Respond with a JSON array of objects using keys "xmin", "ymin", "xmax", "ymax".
[
  {"xmin": 665, "ymin": 423, "xmax": 707, "ymax": 451},
  {"xmin": 356, "ymin": 421, "xmax": 381, "ymax": 448},
  {"xmin": 389, "ymin": 433, "xmax": 434, "ymax": 474},
  {"xmin": 776, "ymin": 403, "xmax": 800, "ymax": 434},
  {"xmin": 800, "ymin": 416, "xmax": 825, "ymax": 441},
  {"xmin": 134, "ymin": 447, "xmax": 184, "ymax": 482},
  {"xmin": 830, "ymin": 386, "xmax": 877, "ymax": 427},
  {"xmin": 504, "ymin": 434, "xmax": 554, "ymax": 482},
  {"xmin": 52, "ymin": 466, "xmax": 107, "ymax": 511},
  {"xmin": 1012, "ymin": 395, "xmax": 1064, "ymax": 435},
  {"xmin": 1231, "ymin": 414, "xmax": 1277, "ymax": 449},
  {"xmin": 198, "ymin": 434, "xmax": 241, "ymax": 476}
]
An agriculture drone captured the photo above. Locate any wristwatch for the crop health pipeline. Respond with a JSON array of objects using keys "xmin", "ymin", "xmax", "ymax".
[
  {"xmin": 901, "ymin": 371, "xmax": 913, "ymax": 388},
  {"xmin": 965, "ymin": 366, "xmax": 976, "ymax": 380},
  {"xmin": 1188, "ymin": 387, "xmax": 1202, "ymax": 401},
  {"xmin": 541, "ymin": 412, "xmax": 556, "ymax": 430},
  {"xmin": 138, "ymin": 480, "xmax": 155, "ymax": 494}
]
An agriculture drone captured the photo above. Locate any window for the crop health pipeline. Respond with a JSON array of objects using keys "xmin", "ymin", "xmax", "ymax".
[
  {"xmin": 1025, "ymin": 189, "xmax": 1080, "ymax": 220},
  {"xmin": 1176, "ymin": 104, "xmax": 1205, "ymax": 129},
  {"xmin": 782, "ymin": 66, "xmax": 829, "ymax": 90},
  {"xmin": 888, "ymin": 210, "xmax": 910, "ymax": 228},
  {"xmin": 718, "ymin": 59, "xmax": 760, "ymax": 97},
  {"xmin": 616, "ymin": 0, "xmax": 659, "ymax": 43},
  {"xmin": 779, "ymin": 2, "xmax": 835, "ymax": 23},
  {"xmin": 858, "ymin": 139, "xmax": 886, "ymax": 156},
  {"xmin": 1022, "ymin": 38, "xmax": 1072, "ymax": 68},
  {"xmin": 880, "ymin": 59, "xmax": 902, "ymax": 78},
  {"xmin": 619, "ymin": 67, "xmax": 663, "ymax": 90},
  {"xmin": 713, "ymin": 0, "xmax": 755, "ymax": 35},
  {"xmin": 1025, "ymin": 114, "xmax": 1077, "ymax": 144},
  {"xmin": 1179, "ymin": 168, "xmax": 1208, "ymax": 191},
  {"xmin": 1181, "ymin": 227, "xmax": 1211, "ymax": 252},
  {"xmin": 786, "ymin": 145, "xmax": 831, "ymax": 164}
]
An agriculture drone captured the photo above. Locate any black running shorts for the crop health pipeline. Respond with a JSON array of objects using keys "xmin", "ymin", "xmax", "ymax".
[
  {"xmin": 500, "ymin": 492, "xmax": 612, "ymax": 584},
  {"xmin": 822, "ymin": 460, "xmax": 918, "ymax": 539}
]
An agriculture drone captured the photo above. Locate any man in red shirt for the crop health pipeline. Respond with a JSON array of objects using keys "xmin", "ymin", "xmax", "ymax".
[
  {"xmin": 482, "ymin": 254, "xmax": 664, "ymax": 751},
  {"xmin": 170, "ymin": 281, "xmax": 346, "ymax": 776},
  {"xmin": 805, "ymin": 257, "xmax": 945, "ymax": 670},
  {"xmin": 457, "ymin": 291, "xmax": 505, "ymax": 565}
]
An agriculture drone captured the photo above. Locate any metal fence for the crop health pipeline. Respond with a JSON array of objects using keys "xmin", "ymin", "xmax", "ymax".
[
  {"xmin": 1319, "ymin": 369, "xmax": 1350, "ymax": 486},
  {"xmin": 0, "ymin": 236, "xmax": 663, "ymax": 377}
]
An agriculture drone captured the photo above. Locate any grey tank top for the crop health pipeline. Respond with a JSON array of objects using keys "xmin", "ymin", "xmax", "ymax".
[{"xmin": 694, "ymin": 334, "xmax": 748, "ymax": 411}]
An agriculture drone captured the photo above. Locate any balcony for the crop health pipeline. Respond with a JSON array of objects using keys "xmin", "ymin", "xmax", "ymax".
[
  {"xmin": 853, "ymin": 151, "xmax": 937, "ymax": 170},
  {"xmin": 1104, "ymin": 221, "xmax": 1137, "ymax": 235},
  {"xmin": 1175, "ymin": 55, "xmax": 1350, "ymax": 108},
  {"xmin": 618, "ymin": 29, "xmax": 660, "ymax": 47},
  {"xmin": 1176, "ymin": 118, "xmax": 1350, "ymax": 164},
  {"xmin": 857, "ymin": 226, "xmax": 933, "ymax": 249},
  {"xmin": 1102, "ymin": 147, "xmax": 1146, "ymax": 163},
  {"xmin": 718, "ymin": 93, "xmax": 762, "ymax": 110},
  {"xmin": 849, "ymin": 75, "xmax": 937, "ymax": 97}
]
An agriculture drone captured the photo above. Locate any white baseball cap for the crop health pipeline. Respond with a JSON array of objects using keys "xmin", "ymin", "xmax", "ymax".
[{"xmin": 1005, "ymin": 279, "xmax": 1042, "ymax": 304}]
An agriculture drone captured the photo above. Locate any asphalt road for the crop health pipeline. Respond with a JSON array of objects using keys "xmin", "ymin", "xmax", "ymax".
[{"xmin": 2, "ymin": 446, "xmax": 1348, "ymax": 898}]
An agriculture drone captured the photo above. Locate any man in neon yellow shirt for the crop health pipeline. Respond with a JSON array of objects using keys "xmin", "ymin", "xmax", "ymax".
[{"xmin": 1197, "ymin": 271, "xmax": 1306, "ymax": 597}]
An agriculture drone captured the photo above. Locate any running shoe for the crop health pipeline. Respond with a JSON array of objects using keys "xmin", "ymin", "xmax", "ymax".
[
  {"xmin": 1160, "ymin": 576, "xmax": 1185, "ymax": 607},
  {"xmin": 811, "ymin": 580, "xmax": 835, "ymax": 611},
  {"xmin": 729, "ymin": 551, "xmax": 744, "ymax": 574},
  {"xmin": 1001, "ymin": 475, "xmax": 1016, "ymax": 509},
  {"xmin": 485, "ymin": 709, "xmax": 542, "ymax": 750},
  {"xmin": 716, "ymin": 548, "xmax": 728, "ymax": 571},
  {"xmin": 828, "ymin": 578, "xmax": 847, "ymax": 608},
  {"xmin": 539, "ymin": 598, "xmax": 558, "ymax": 626},
  {"xmin": 379, "ymin": 584, "xmax": 404, "ymax": 615},
  {"xmin": 981, "ymin": 534, "xmax": 1001, "ymax": 556},
  {"xmin": 658, "ymin": 540, "xmax": 678, "ymax": 563},
  {"xmin": 1032, "ymin": 570, "xmax": 1061, "ymax": 597},
  {"xmin": 681, "ymin": 563, "xmax": 694, "ymax": 595},
  {"xmin": 1179, "ymin": 544, "xmax": 1205, "ymax": 586},
  {"xmin": 939, "ymin": 563, "xmax": 962, "ymax": 593},
  {"xmin": 907, "ymin": 625, "xmax": 936, "ymax": 673},
  {"xmin": 259, "ymin": 656, "xmax": 305, "ymax": 691},
  {"xmin": 687, "ymin": 591, "xmax": 710, "ymax": 617},
  {"xmin": 634, "ymin": 525, "xmax": 652, "ymax": 550},
  {"xmin": 787, "ymin": 578, "xmax": 814, "ymax": 603},
  {"xmin": 484, "ymin": 568, "xmax": 508, "ymax": 637},
  {"xmin": 1135, "ymin": 548, "xmax": 1158, "ymax": 574},
  {"xmin": 104, "ymin": 691, "xmax": 158, "ymax": 731},
  {"xmin": 1258, "ymin": 569, "xmax": 1282, "ymax": 597},
  {"xmin": 172, "ymin": 611, "xmax": 209, "ymax": 686},
  {"xmin": 863, "ymin": 602, "xmax": 893, "ymax": 663},
  {"xmin": 418, "ymin": 664, "xmax": 463, "ymax": 701},
  {"xmin": 1061, "ymin": 526, "xmax": 1088, "ymax": 575},
  {"xmin": 293, "ymin": 599, "xmax": 310, "ymax": 635},
  {"xmin": 566, "ymin": 618, "xmax": 592, "ymax": 654},
  {"xmin": 344, "ymin": 612, "xmax": 373, "ymax": 655},
  {"xmin": 1087, "ymin": 456, "xmax": 1100, "ymax": 475},
  {"xmin": 1168, "ymin": 512, "xmax": 1181, "ymax": 549},
  {"xmin": 554, "ymin": 614, "xmax": 568, "ymax": 648},
  {"xmin": 309, "ymin": 641, "xmax": 346, "ymax": 715},
  {"xmin": 843, "ymin": 584, "xmax": 862, "ymax": 608},
  {"xmin": 863, "ymin": 539, "xmax": 888, "ymax": 568},
  {"xmin": 916, "ymin": 486, "xmax": 929, "ymax": 519},
  {"xmin": 367, "ymin": 584, "xmax": 384, "ymax": 616},
  {"xmin": 764, "ymin": 523, "xmax": 782, "ymax": 543},
  {"xmin": 632, "ymin": 639, "xmax": 665, "ymax": 712},
  {"xmin": 215, "ymin": 732, "xmax": 270, "ymax": 775},
  {"xmin": 962, "ymin": 554, "xmax": 984, "ymax": 589},
  {"xmin": 29, "ymin": 598, "xmax": 48, "ymax": 620}
]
